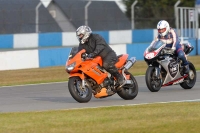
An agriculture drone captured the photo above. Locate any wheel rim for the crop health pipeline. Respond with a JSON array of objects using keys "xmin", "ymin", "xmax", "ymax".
[
  {"xmin": 74, "ymin": 80, "xmax": 88, "ymax": 98},
  {"xmin": 123, "ymin": 76, "xmax": 137, "ymax": 94},
  {"xmin": 185, "ymin": 69, "xmax": 196, "ymax": 86},
  {"xmin": 188, "ymin": 70, "xmax": 195, "ymax": 80},
  {"xmin": 150, "ymin": 71, "xmax": 161, "ymax": 89},
  {"xmin": 123, "ymin": 82, "xmax": 135, "ymax": 94}
]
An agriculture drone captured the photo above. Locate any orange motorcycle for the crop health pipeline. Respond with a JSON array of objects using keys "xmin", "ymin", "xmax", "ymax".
[{"xmin": 66, "ymin": 47, "xmax": 138, "ymax": 103}]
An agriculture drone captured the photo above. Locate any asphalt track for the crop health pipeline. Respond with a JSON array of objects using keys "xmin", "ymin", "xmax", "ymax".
[{"xmin": 0, "ymin": 72, "xmax": 199, "ymax": 113}]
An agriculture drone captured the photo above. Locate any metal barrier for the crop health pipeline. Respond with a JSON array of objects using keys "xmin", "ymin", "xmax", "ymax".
[{"xmin": 176, "ymin": 7, "xmax": 199, "ymax": 38}]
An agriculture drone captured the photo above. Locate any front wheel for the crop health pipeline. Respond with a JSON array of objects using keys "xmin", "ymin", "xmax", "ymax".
[
  {"xmin": 180, "ymin": 62, "xmax": 196, "ymax": 89},
  {"xmin": 145, "ymin": 66, "xmax": 162, "ymax": 92},
  {"xmin": 68, "ymin": 77, "xmax": 92, "ymax": 103},
  {"xmin": 117, "ymin": 72, "xmax": 138, "ymax": 100}
]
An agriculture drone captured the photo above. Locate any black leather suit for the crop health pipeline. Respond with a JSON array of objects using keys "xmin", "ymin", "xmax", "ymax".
[{"xmin": 78, "ymin": 33, "xmax": 120, "ymax": 76}]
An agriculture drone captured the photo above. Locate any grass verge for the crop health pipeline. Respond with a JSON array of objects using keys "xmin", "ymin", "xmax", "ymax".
[{"xmin": 0, "ymin": 102, "xmax": 200, "ymax": 133}]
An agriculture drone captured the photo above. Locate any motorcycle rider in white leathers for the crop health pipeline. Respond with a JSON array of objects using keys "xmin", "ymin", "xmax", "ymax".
[{"xmin": 151, "ymin": 20, "xmax": 189, "ymax": 73}]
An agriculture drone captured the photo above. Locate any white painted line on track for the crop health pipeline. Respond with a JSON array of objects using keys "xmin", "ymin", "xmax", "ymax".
[
  {"xmin": 33, "ymin": 99, "xmax": 200, "ymax": 112},
  {"xmin": 0, "ymin": 81, "xmax": 68, "ymax": 88},
  {"xmin": 126, "ymin": 99, "xmax": 200, "ymax": 106},
  {"xmin": 78, "ymin": 99, "xmax": 200, "ymax": 109}
]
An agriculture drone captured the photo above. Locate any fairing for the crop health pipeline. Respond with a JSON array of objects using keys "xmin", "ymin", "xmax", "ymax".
[{"xmin": 144, "ymin": 40, "xmax": 166, "ymax": 60}]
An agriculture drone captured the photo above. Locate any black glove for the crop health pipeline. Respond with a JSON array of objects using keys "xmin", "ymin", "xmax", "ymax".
[{"xmin": 87, "ymin": 53, "xmax": 95, "ymax": 58}]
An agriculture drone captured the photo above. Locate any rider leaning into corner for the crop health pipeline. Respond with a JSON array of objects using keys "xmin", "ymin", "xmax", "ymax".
[
  {"xmin": 76, "ymin": 25, "xmax": 125, "ymax": 90},
  {"xmin": 151, "ymin": 20, "xmax": 190, "ymax": 74}
]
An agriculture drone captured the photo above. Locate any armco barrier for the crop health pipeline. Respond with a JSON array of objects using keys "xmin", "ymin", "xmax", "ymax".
[
  {"xmin": 0, "ymin": 29, "xmax": 155, "ymax": 49},
  {"xmin": 127, "ymin": 43, "xmax": 149, "ymax": 60},
  {"xmin": 0, "ymin": 50, "xmax": 39, "ymax": 70},
  {"xmin": 0, "ymin": 34, "xmax": 13, "ymax": 49},
  {"xmin": 39, "ymin": 32, "xmax": 62, "ymax": 47},
  {"xmin": 14, "ymin": 33, "xmax": 38, "ymax": 49},
  {"xmin": 0, "ymin": 40, "xmax": 198, "ymax": 71},
  {"xmin": 0, "ymin": 29, "xmax": 199, "ymax": 50},
  {"xmin": 39, "ymin": 48, "xmax": 71, "ymax": 68},
  {"xmin": 132, "ymin": 29, "xmax": 154, "ymax": 43},
  {"xmin": 0, "ymin": 29, "xmax": 199, "ymax": 70}
]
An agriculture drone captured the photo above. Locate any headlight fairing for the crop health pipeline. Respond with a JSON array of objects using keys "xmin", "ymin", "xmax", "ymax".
[{"xmin": 66, "ymin": 62, "xmax": 76, "ymax": 72}]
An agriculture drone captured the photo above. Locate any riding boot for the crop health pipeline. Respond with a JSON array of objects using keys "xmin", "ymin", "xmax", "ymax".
[
  {"xmin": 184, "ymin": 64, "xmax": 189, "ymax": 74},
  {"xmin": 113, "ymin": 72, "xmax": 125, "ymax": 90}
]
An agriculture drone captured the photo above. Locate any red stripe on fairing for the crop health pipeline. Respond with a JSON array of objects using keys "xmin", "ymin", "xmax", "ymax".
[
  {"xmin": 162, "ymin": 74, "xmax": 188, "ymax": 87},
  {"xmin": 177, "ymin": 48, "xmax": 182, "ymax": 53},
  {"xmin": 171, "ymin": 29, "xmax": 177, "ymax": 47}
]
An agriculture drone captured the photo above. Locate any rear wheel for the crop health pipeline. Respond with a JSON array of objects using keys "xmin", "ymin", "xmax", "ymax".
[
  {"xmin": 145, "ymin": 66, "xmax": 162, "ymax": 92},
  {"xmin": 117, "ymin": 72, "xmax": 138, "ymax": 100},
  {"xmin": 180, "ymin": 62, "xmax": 196, "ymax": 89},
  {"xmin": 68, "ymin": 77, "xmax": 92, "ymax": 103}
]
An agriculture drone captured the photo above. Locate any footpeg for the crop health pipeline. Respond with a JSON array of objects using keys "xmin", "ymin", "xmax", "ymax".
[{"xmin": 115, "ymin": 80, "xmax": 126, "ymax": 91}]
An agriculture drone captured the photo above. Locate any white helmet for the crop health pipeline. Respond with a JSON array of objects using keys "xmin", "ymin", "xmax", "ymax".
[
  {"xmin": 76, "ymin": 25, "xmax": 92, "ymax": 44},
  {"xmin": 157, "ymin": 20, "xmax": 170, "ymax": 37}
]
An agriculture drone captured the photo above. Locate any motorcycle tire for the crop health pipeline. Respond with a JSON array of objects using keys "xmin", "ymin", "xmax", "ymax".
[
  {"xmin": 145, "ymin": 66, "xmax": 162, "ymax": 92},
  {"xmin": 68, "ymin": 76, "xmax": 92, "ymax": 103},
  {"xmin": 180, "ymin": 62, "xmax": 196, "ymax": 89},
  {"xmin": 117, "ymin": 71, "xmax": 138, "ymax": 100}
]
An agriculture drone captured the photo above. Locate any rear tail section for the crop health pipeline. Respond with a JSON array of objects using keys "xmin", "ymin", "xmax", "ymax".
[{"xmin": 115, "ymin": 54, "xmax": 128, "ymax": 68}]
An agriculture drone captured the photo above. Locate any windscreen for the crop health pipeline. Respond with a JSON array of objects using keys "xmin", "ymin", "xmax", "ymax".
[
  {"xmin": 148, "ymin": 40, "xmax": 165, "ymax": 52},
  {"xmin": 68, "ymin": 47, "xmax": 79, "ymax": 60}
]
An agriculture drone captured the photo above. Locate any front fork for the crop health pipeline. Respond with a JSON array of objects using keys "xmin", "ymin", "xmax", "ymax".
[{"xmin": 155, "ymin": 65, "xmax": 161, "ymax": 79}]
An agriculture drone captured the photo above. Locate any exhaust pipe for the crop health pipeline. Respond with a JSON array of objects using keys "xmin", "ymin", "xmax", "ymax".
[
  {"xmin": 124, "ymin": 57, "xmax": 136, "ymax": 70},
  {"xmin": 119, "ymin": 57, "xmax": 136, "ymax": 88}
]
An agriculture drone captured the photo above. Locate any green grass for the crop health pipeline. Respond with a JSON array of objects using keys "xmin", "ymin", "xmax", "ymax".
[
  {"xmin": 1, "ymin": 55, "xmax": 200, "ymax": 87},
  {"xmin": 0, "ymin": 102, "xmax": 200, "ymax": 133}
]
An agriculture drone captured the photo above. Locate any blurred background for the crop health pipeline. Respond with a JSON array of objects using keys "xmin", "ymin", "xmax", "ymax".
[{"xmin": 0, "ymin": 0, "xmax": 196, "ymax": 34}]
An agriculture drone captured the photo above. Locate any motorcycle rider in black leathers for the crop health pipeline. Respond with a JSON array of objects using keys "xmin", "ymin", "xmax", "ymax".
[{"xmin": 76, "ymin": 25, "xmax": 124, "ymax": 90}]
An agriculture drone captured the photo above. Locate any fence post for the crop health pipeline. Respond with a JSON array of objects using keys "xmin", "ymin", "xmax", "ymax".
[
  {"xmin": 85, "ymin": 1, "xmax": 92, "ymax": 26},
  {"xmin": 35, "ymin": 2, "xmax": 42, "ymax": 33},
  {"xmin": 195, "ymin": 6, "xmax": 199, "ymax": 55},
  {"xmin": 174, "ymin": 0, "xmax": 181, "ymax": 31},
  {"xmin": 131, "ymin": 0, "xmax": 138, "ymax": 29}
]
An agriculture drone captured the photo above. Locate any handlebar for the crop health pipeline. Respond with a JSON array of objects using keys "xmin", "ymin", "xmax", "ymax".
[
  {"xmin": 161, "ymin": 47, "xmax": 175, "ymax": 55},
  {"xmin": 85, "ymin": 57, "xmax": 93, "ymax": 60},
  {"xmin": 81, "ymin": 53, "xmax": 94, "ymax": 60}
]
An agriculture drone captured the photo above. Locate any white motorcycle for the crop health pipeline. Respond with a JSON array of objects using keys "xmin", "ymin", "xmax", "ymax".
[{"xmin": 144, "ymin": 40, "xmax": 196, "ymax": 92}]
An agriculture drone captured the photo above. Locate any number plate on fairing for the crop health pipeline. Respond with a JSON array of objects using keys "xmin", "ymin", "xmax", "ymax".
[
  {"xmin": 145, "ymin": 52, "xmax": 155, "ymax": 59},
  {"xmin": 168, "ymin": 60, "xmax": 178, "ymax": 78}
]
